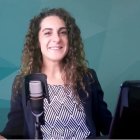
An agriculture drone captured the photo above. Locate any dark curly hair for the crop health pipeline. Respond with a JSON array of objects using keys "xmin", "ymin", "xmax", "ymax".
[{"xmin": 14, "ymin": 8, "xmax": 92, "ymax": 101}]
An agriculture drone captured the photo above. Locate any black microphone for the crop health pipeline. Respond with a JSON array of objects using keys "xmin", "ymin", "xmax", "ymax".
[
  {"xmin": 24, "ymin": 73, "xmax": 50, "ymax": 105},
  {"xmin": 29, "ymin": 80, "xmax": 44, "ymax": 139},
  {"xmin": 29, "ymin": 80, "xmax": 44, "ymax": 116},
  {"xmin": 24, "ymin": 73, "xmax": 49, "ymax": 139}
]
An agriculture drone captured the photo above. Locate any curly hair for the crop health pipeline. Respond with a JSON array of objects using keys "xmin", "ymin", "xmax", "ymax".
[{"xmin": 14, "ymin": 8, "xmax": 92, "ymax": 100}]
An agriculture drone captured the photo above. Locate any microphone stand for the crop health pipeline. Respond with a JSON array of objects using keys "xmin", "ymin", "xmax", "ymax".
[{"xmin": 32, "ymin": 112, "xmax": 43, "ymax": 139}]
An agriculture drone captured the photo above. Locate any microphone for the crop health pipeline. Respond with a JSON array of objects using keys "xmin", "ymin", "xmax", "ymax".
[
  {"xmin": 24, "ymin": 73, "xmax": 49, "ymax": 139},
  {"xmin": 29, "ymin": 80, "xmax": 44, "ymax": 139},
  {"xmin": 24, "ymin": 73, "xmax": 50, "ymax": 105},
  {"xmin": 29, "ymin": 80, "xmax": 44, "ymax": 116}
]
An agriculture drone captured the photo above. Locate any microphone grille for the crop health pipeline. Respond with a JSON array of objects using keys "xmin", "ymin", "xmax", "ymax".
[{"xmin": 29, "ymin": 81, "xmax": 43, "ymax": 97}]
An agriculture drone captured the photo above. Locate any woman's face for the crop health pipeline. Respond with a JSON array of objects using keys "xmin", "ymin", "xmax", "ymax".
[{"xmin": 38, "ymin": 15, "xmax": 69, "ymax": 63}]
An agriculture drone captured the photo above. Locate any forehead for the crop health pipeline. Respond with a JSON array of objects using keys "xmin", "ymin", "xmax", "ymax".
[{"xmin": 40, "ymin": 15, "xmax": 66, "ymax": 29}]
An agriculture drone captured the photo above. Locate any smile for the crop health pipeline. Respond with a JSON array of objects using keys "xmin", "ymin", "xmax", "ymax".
[{"xmin": 48, "ymin": 46, "xmax": 63, "ymax": 50}]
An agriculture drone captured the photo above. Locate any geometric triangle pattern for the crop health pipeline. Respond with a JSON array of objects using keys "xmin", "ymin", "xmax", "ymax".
[
  {"xmin": 0, "ymin": 67, "xmax": 18, "ymax": 80},
  {"xmin": 41, "ymin": 84, "xmax": 94, "ymax": 139},
  {"xmin": 0, "ymin": 57, "xmax": 19, "ymax": 80}
]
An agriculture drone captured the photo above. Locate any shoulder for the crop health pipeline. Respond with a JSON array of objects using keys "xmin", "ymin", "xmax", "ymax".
[
  {"xmin": 88, "ymin": 68, "xmax": 97, "ymax": 77},
  {"xmin": 83, "ymin": 68, "xmax": 102, "ymax": 93},
  {"xmin": 83, "ymin": 68, "xmax": 98, "ymax": 83},
  {"xmin": 12, "ymin": 74, "xmax": 24, "ymax": 98},
  {"xmin": 12, "ymin": 74, "xmax": 24, "ymax": 88}
]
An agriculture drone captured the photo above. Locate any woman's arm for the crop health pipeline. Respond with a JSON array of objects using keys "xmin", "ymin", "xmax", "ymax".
[
  {"xmin": 0, "ymin": 76, "xmax": 24, "ymax": 139},
  {"xmin": 90, "ymin": 69, "xmax": 112, "ymax": 135}
]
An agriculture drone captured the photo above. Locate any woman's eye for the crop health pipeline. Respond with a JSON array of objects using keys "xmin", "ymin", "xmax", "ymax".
[
  {"xmin": 60, "ymin": 30, "xmax": 68, "ymax": 35},
  {"xmin": 44, "ymin": 32, "xmax": 51, "ymax": 36}
]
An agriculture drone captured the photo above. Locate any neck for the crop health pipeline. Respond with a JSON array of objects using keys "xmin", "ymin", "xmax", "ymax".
[{"xmin": 41, "ymin": 61, "xmax": 64, "ymax": 85}]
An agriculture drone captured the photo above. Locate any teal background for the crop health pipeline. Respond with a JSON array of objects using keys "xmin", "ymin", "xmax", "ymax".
[{"xmin": 0, "ymin": 0, "xmax": 140, "ymax": 131}]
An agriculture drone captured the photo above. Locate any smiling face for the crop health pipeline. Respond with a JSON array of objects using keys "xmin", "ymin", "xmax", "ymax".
[{"xmin": 38, "ymin": 15, "xmax": 69, "ymax": 64}]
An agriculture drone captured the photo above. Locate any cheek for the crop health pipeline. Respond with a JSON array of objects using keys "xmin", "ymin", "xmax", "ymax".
[
  {"xmin": 38, "ymin": 33, "xmax": 48, "ymax": 47},
  {"xmin": 39, "ymin": 38, "xmax": 49, "ymax": 49},
  {"xmin": 64, "ymin": 46, "xmax": 69, "ymax": 56},
  {"xmin": 65, "ymin": 38, "xmax": 69, "ymax": 48},
  {"xmin": 38, "ymin": 41, "xmax": 46, "ymax": 54},
  {"xmin": 64, "ymin": 40, "xmax": 69, "ymax": 53},
  {"xmin": 38, "ymin": 42, "xmax": 45, "ymax": 51}
]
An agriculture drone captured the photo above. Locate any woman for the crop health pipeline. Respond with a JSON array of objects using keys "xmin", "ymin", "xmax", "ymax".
[{"xmin": 0, "ymin": 8, "xmax": 112, "ymax": 139}]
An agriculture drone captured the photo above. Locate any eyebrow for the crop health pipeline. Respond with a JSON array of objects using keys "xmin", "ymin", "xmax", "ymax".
[{"xmin": 42, "ymin": 27, "xmax": 67, "ymax": 32}]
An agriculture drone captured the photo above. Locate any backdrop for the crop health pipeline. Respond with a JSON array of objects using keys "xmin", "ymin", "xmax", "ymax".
[{"xmin": 0, "ymin": 0, "xmax": 140, "ymax": 131}]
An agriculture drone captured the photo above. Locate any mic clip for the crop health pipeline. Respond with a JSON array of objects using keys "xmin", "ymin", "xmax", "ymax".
[{"xmin": 24, "ymin": 73, "xmax": 50, "ymax": 105}]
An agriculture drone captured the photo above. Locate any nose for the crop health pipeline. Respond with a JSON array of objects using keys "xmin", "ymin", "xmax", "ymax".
[{"xmin": 52, "ymin": 33, "xmax": 60, "ymax": 42}]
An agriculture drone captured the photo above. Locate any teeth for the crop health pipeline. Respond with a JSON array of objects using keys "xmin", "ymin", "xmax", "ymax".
[{"xmin": 49, "ymin": 47, "xmax": 62, "ymax": 50}]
